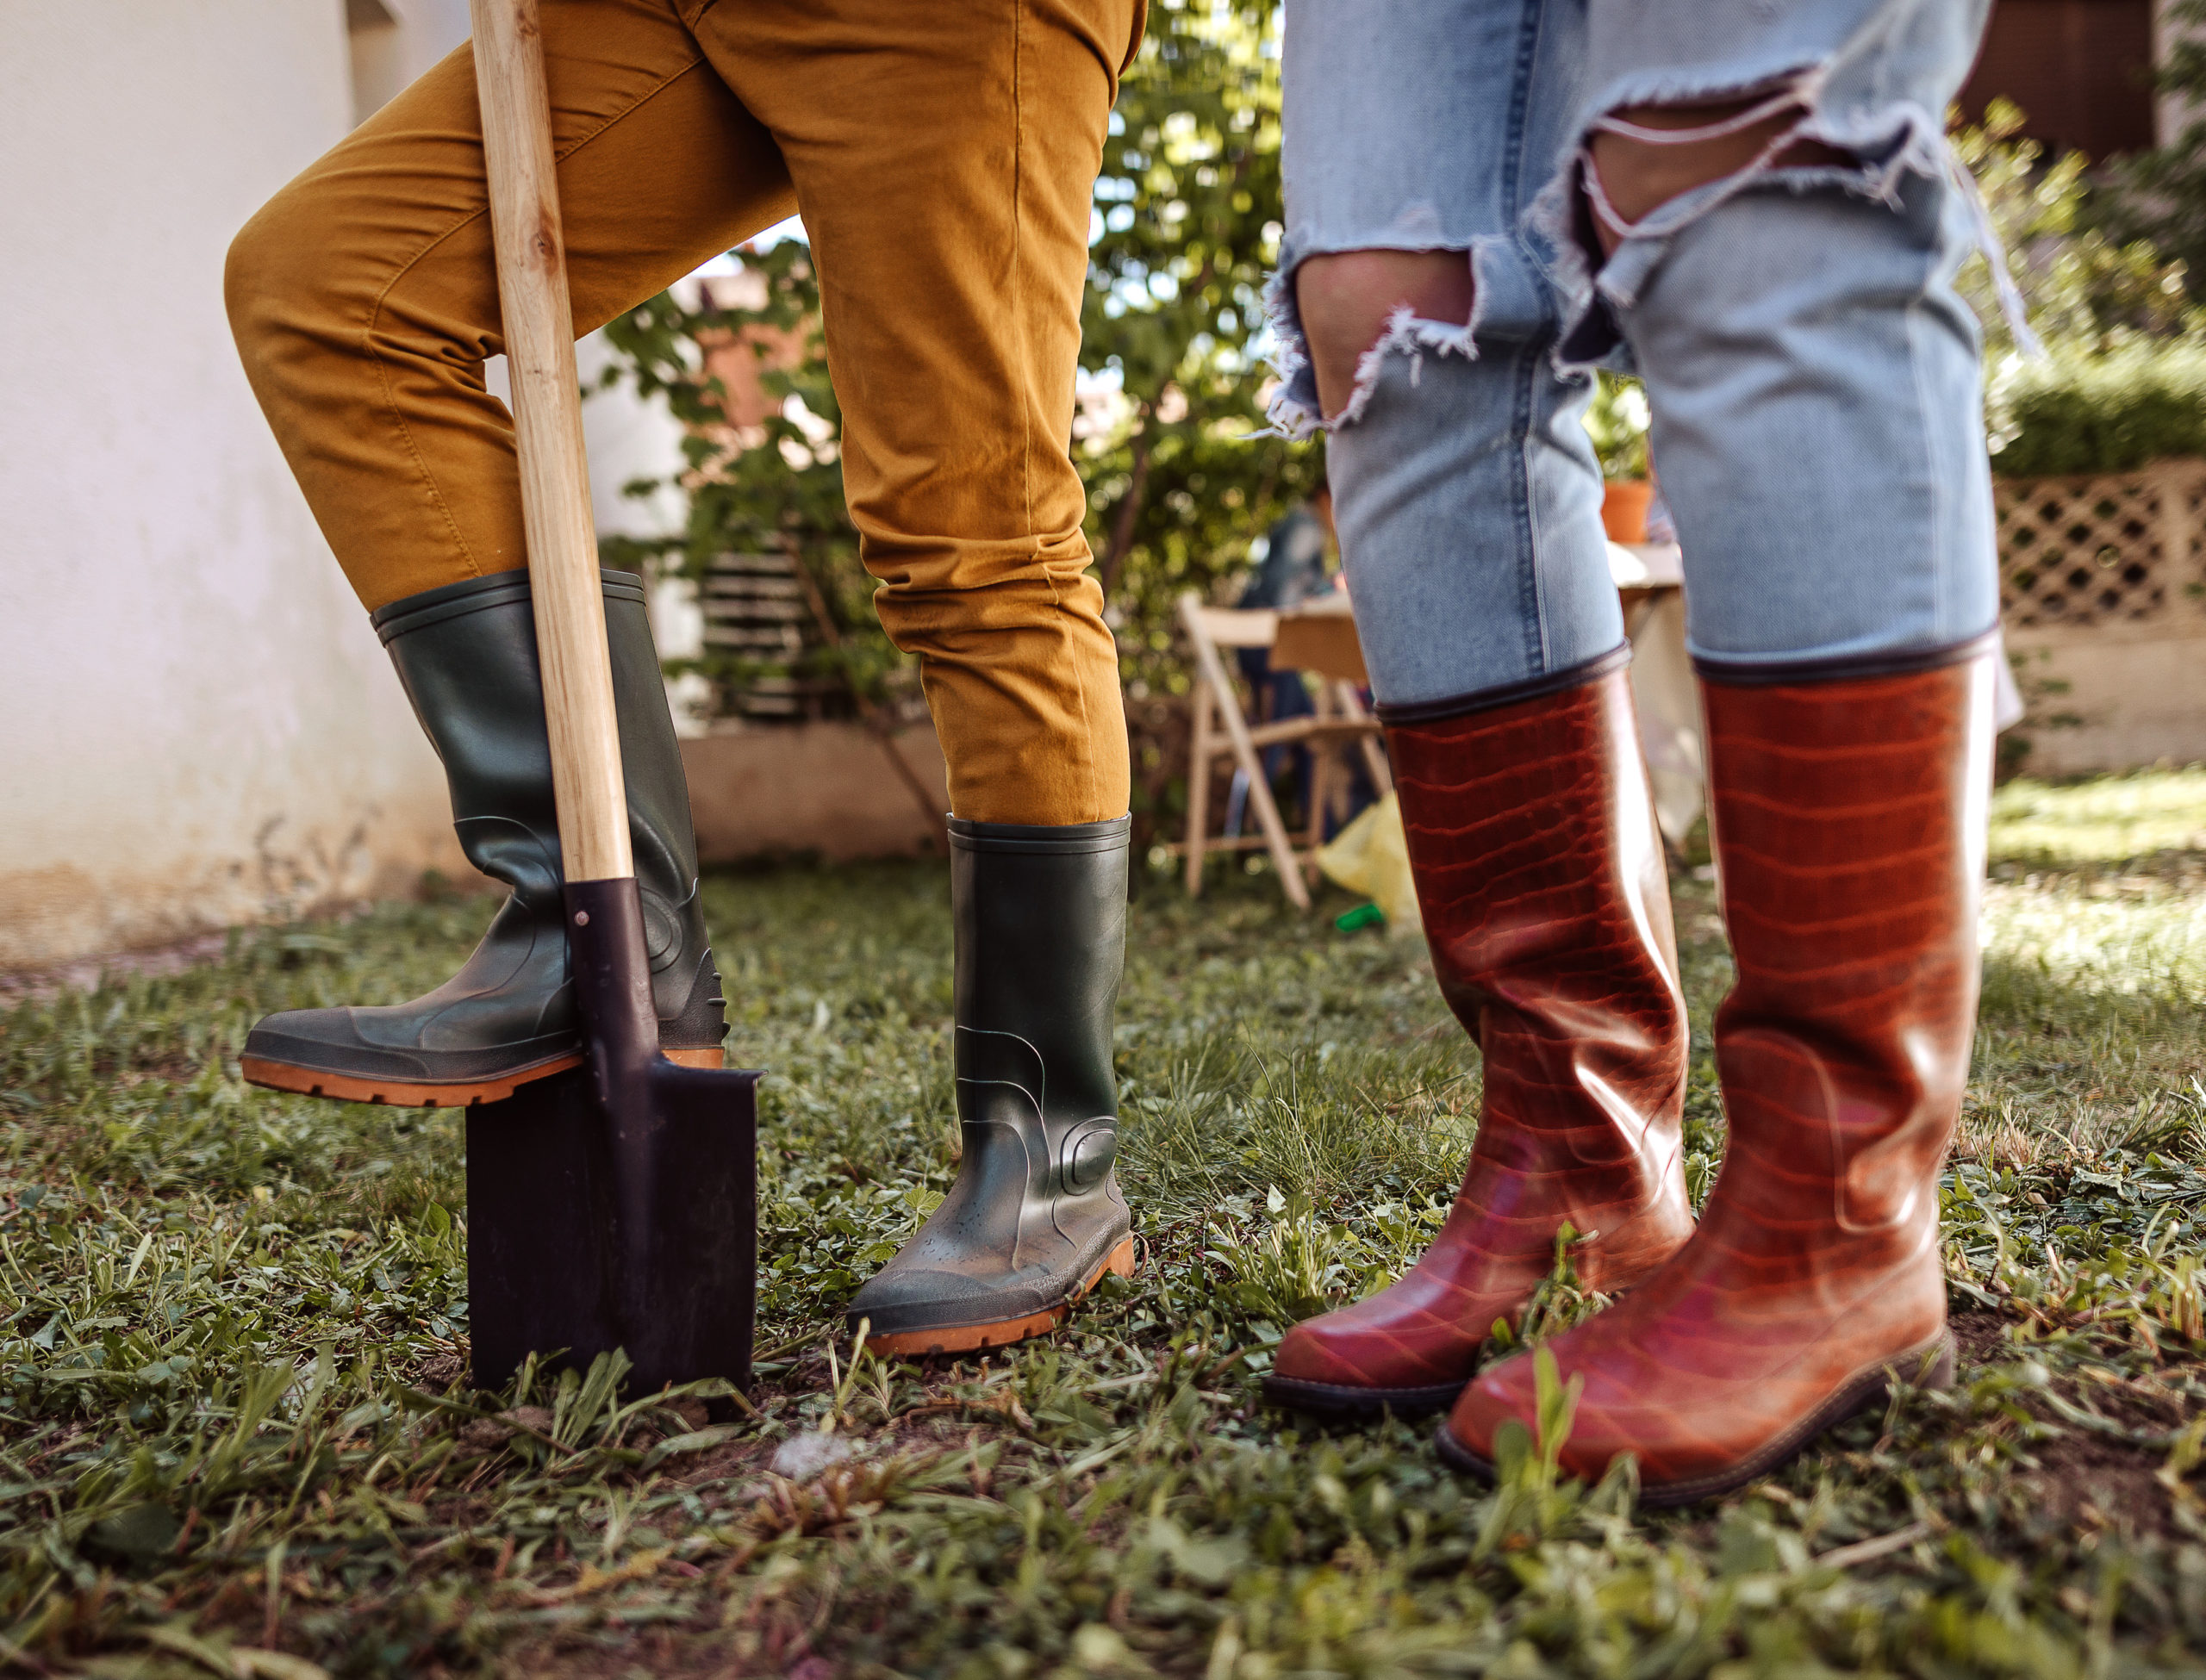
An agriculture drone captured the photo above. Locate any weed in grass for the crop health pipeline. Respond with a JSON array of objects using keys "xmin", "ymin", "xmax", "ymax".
[{"xmin": 1, "ymin": 774, "xmax": 2204, "ymax": 1674}]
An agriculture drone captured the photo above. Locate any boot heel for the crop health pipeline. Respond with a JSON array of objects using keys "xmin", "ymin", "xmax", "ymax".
[
  {"xmin": 1089, "ymin": 1235, "xmax": 1138, "ymax": 1291},
  {"xmin": 1915, "ymin": 1328, "xmax": 1958, "ymax": 1391}
]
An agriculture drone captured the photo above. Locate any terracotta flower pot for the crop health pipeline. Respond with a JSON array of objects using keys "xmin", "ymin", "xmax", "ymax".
[{"xmin": 1601, "ymin": 478, "xmax": 1653, "ymax": 544}]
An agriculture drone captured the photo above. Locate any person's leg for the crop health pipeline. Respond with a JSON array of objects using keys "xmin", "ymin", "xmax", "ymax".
[
  {"xmin": 1442, "ymin": 0, "xmax": 2000, "ymax": 1500},
  {"xmin": 225, "ymin": 0, "xmax": 796, "ymax": 1104},
  {"xmin": 1257, "ymin": 0, "xmax": 1692, "ymax": 1422},
  {"xmin": 684, "ymin": 0, "xmax": 1145, "ymax": 1352},
  {"xmin": 227, "ymin": 0, "xmax": 795, "ymax": 608},
  {"xmin": 695, "ymin": 0, "xmax": 1142, "ymax": 828},
  {"xmin": 1544, "ymin": 1, "xmax": 1999, "ymax": 669}
]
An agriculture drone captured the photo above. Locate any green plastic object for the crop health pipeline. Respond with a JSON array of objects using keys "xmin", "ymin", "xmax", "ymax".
[{"xmin": 1335, "ymin": 902, "xmax": 1387, "ymax": 933}]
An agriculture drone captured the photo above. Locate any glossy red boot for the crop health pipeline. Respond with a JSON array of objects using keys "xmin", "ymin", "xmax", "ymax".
[
  {"xmin": 1438, "ymin": 646, "xmax": 1993, "ymax": 1501},
  {"xmin": 1263, "ymin": 656, "xmax": 1693, "ymax": 1420}
]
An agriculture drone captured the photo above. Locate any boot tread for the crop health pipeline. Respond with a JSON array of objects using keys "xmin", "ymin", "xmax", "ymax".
[{"xmin": 863, "ymin": 1235, "xmax": 1136, "ymax": 1358}]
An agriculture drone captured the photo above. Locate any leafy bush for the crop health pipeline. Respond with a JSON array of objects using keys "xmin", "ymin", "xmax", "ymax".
[
  {"xmin": 1954, "ymin": 102, "xmax": 2199, "ymax": 360},
  {"xmin": 1954, "ymin": 102, "xmax": 2206, "ymax": 479},
  {"xmin": 2098, "ymin": 0, "xmax": 2206, "ymax": 306},
  {"xmin": 1582, "ymin": 372, "xmax": 1649, "ymax": 480},
  {"xmin": 1990, "ymin": 342, "xmax": 2206, "ymax": 477}
]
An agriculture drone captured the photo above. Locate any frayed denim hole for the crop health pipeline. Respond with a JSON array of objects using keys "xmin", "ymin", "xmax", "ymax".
[
  {"xmin": 1264, "ymin": 245, "xmax": 1480, "ymax": 437},
  {"xmin": 1462, "ymin": 236, "xmax": 1506, "ymax": 344},
  {"xmin": 1326, "ymin": 305, "xmax": 1479, "ymax": 431},
  {"xmin": 1536, "ymin": 78, "xmax": 1980, "ymax": 375},
  {"xmin": 1573, "ymin": 84, "xmax": 1874, "ymax": 264},
  {"xmin": 1260, "ymin": 258, "xmax": 1324, "ymax": 440}
]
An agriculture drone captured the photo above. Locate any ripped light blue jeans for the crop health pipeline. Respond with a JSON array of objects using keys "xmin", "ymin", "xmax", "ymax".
[{"xmin": 1269, "ymin": 0, "xmax": 2001, "ymax": 707}]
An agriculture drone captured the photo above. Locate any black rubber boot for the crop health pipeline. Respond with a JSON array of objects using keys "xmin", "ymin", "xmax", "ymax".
[
  {"xmin": 850, "ymin": 816, "xmax": 1137, "ymax": 1355},
  {"xmin": 241, "ymin": 569, "xmax": 724, "ymax": 1106}
]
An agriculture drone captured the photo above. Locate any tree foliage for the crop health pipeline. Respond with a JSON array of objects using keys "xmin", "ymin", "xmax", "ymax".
[
  {"xmin": 1955, "ymin": 101, "xmax": 2199, "ymax": 364},
  {"xmin": 2101, "ymin": 0, "xmax": 2206, "ymax": 305},
  {"xmin": 1078, "ymin": 0, "xmax": 1319, "ymax": 696},
  {"xmin": 1950, "ymin": 102, "xmax": 2206, "ymax": 476}
]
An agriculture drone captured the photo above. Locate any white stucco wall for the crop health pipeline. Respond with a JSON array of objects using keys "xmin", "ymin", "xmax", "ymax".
[
  {"xmin": 574, "ymin": 333, "xmax": 714, "ymax": 733},
  {"xmin": 0, "ymin": 3, "xmax": 469, "ymax": 969},
  {"xmin": 348, "ymin": 0, "xmax": 474, "ymax": 123}
]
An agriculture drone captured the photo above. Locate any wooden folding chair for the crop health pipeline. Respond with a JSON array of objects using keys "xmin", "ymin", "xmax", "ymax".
[{"xmin": 1175, "ymin": 591, "xmax": 1392, "ymax": 911}]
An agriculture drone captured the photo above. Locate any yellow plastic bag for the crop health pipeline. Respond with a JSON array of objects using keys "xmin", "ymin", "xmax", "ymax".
[{"xmin": 1314, "ymin": 791, "xmax": 1422, "ymax": 936}]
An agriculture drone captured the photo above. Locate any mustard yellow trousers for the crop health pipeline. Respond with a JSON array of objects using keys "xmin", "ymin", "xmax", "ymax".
[{"xmin": 226, "ymin": 0, "xmax": 1139, "ymax": 825}]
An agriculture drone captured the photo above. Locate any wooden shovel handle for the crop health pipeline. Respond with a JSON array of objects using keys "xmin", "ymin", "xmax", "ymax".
[{"xmin": 470, "ymin": 0, "xmax": 633, "ymax": 882}]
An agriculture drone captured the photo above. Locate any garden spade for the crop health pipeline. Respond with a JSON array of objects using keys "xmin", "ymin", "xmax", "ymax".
[{"xmin": 460, "ymin": 0, "xmax": 757, "ymax": 1399}]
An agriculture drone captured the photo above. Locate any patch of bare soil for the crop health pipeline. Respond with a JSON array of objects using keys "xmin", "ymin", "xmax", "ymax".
[
  {"xmin": 0, "ymin": 931, "xmax": 231, "ymax": 1005},
  {"xmin": 2024, "ymin": 1428, "xmax": 2176, "ymax": 1538},
  {"xmin": 1949, "ymin": 1307, "xmax": 2011, "ymax": 1372},
  {"xmin": 1951, "ymin": 1307, "xmax": 2199, "ymax": 1541}
]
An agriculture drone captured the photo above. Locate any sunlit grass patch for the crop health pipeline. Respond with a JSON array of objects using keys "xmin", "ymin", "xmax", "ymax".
[
  {"xmin": 1990, "ymin": 764, "xmax": 2206, "ymax": 865},
  {"xmin": 1983, "ymin": 874, "xmax": 2206, "ymax": 998}
]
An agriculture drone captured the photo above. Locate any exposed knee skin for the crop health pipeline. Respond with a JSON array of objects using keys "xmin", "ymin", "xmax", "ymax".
[
  {"xmin": 1295, "ymin": 249, "xmax": 1474, "ymax": 421},
  {"xmin": 1588, "ymin": 97, "xmax": 1848, "ymax": 257}
]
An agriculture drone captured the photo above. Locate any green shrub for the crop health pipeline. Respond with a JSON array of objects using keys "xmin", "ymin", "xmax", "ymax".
[{"xmin": 1990, "ymin": 342, "xmax": 2206, "ymax": 478}]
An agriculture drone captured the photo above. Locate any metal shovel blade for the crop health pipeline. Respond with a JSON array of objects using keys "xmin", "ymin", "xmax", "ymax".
[{"xmin": 466, "ymin": 880, "xmax": 758, "ymax": 1397}]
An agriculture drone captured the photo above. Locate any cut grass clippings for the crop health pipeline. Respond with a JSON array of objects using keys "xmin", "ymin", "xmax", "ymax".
[{"xmin": 2, "ymin": 769, "xmax": 2205, "ymax": 1677}]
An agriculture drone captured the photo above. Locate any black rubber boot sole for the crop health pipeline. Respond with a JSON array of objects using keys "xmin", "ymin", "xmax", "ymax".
[
  {"xmin": 1261, "ymin": 1373, "xmax": 1467, "ymax": 1422},
  {"xmin": 1433, "ymin": 1330, "xmax": 1956, "ymax": 1506},
  {"xmin": 243, "ymin": 953, "xmax": 728, "ymax": 1110},
  {"xmin": 861, "ymin": 1235, "xmax": 1137, "ymax": 1359},
  {"xmin": 241, "ymin": 1043, "xmax": 723, "ymax": 1109}
]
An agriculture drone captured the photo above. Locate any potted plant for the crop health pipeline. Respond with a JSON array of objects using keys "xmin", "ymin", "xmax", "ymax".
[{"xmin": 1585, "ymin": 372, "xmax": 1653, "ymax": 542}]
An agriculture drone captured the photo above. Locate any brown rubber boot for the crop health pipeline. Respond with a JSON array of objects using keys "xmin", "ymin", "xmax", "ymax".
[
  {"xmin": 1262, "ymin": 654, "xmax": 1694, "ymax": 1421},
  {"xmin": 1438, "ymin": 644, "xmax": 1994, "ymax": 1502}
]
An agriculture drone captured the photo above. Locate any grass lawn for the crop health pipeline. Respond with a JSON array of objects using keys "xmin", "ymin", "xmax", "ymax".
[{"xmin": 3, "ymin": 768, "xmax": 2206, "ymax": 1677}]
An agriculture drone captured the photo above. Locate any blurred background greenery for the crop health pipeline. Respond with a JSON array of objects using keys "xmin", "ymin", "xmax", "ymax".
[{"xmin": 595, "ymin": 0, "xmax": 2206, "ymax": 803}]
